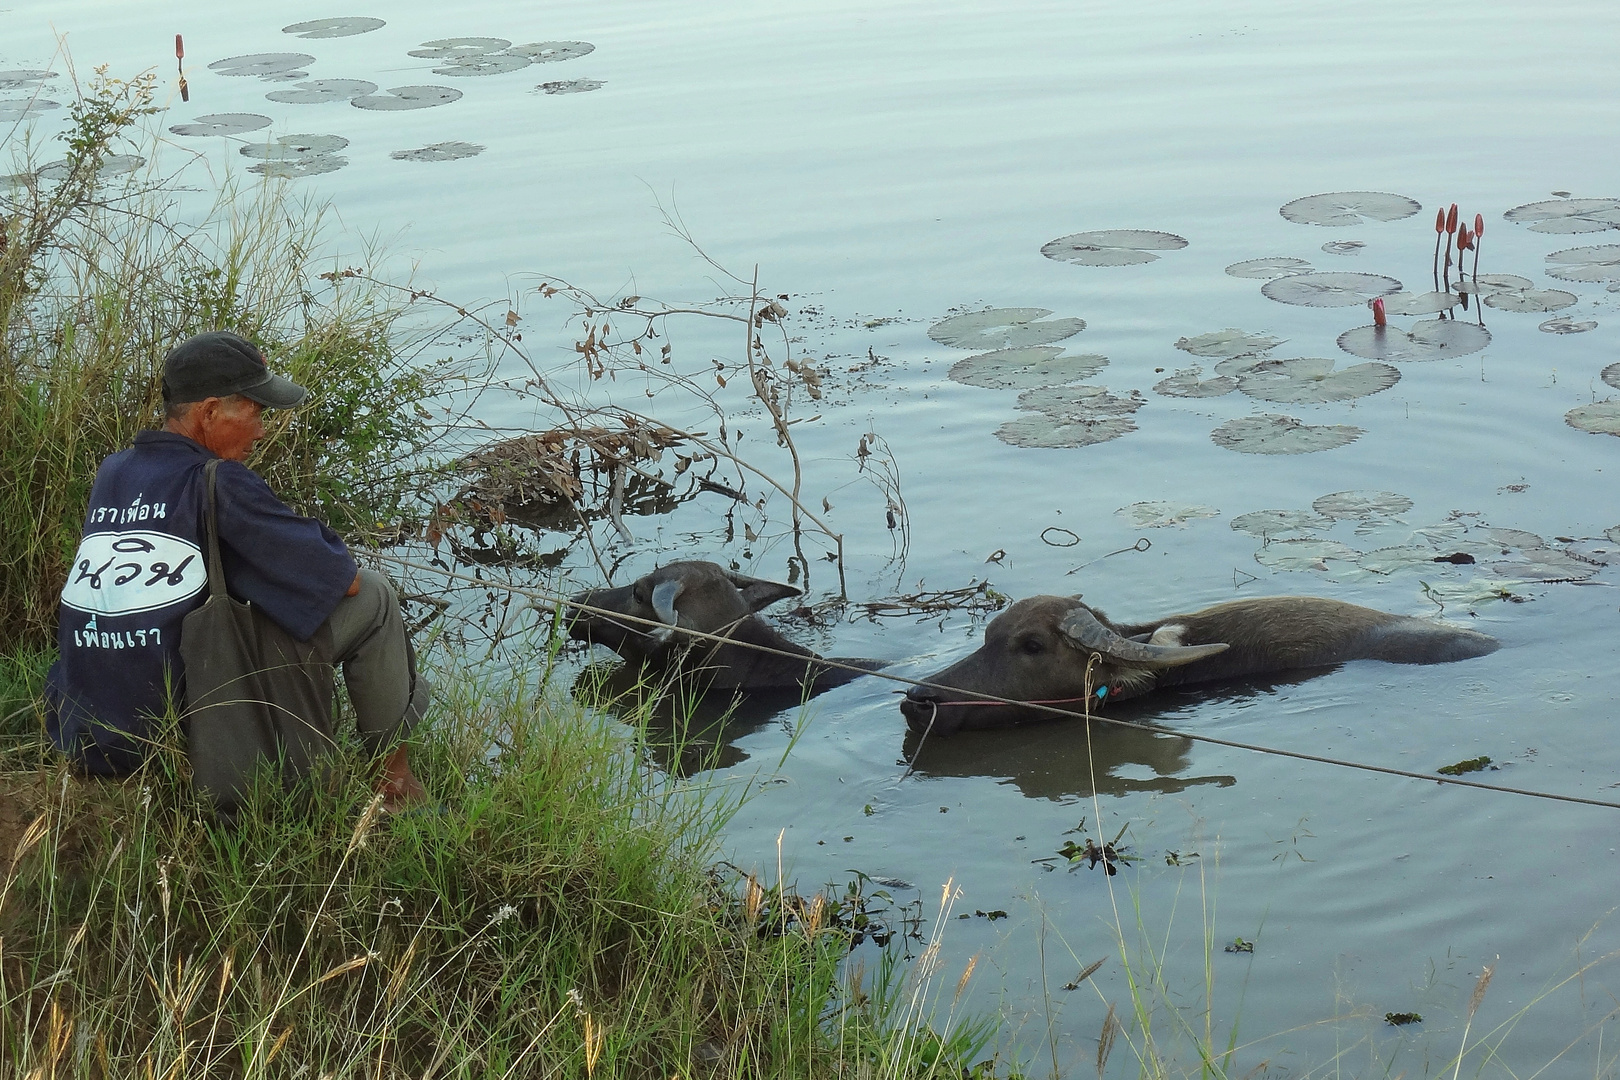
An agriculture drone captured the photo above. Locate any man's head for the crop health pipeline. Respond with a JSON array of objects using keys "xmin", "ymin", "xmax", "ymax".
[{"xmin": 161, "ymin": 332, "xmax": 308, "ymax": 462}]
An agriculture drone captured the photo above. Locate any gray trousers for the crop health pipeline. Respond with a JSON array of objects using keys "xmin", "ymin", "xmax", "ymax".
[{"xmin": 325, "ymin": 569, "xmax": 430, "ymax": 755}]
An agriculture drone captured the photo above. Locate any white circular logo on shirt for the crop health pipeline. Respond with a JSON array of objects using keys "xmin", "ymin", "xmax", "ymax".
[{"xmin": 60, "ymin": 531, "xmax": 207, "ymax": 616}]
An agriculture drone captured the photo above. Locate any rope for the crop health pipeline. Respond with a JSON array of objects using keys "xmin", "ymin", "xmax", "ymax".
[{"xmin": 363, "ymin": 552, "xmax": 1620, "ymax": 811}]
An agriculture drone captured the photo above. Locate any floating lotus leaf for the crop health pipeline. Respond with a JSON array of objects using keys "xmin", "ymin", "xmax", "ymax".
[
  {"xmin": 1546, "ymin": 244, "xmax": 1620, "ymax": 283},
  {"xmin": 1254, "ymin": 538, "xmax": 1360, "ymax": 571},
  {"xmin": 1482, "ymin": 287, "xmax": 1577, "ymax": 313},
  {"xmin": 1503, "ymin": 197, "xmax": 1620, "ymax": 234},
  {"xmin": 1212, "ymin": 354, "xmax": 1283, "ymax": 378},
  {"xmin": 408, "ymin": 37, "xmax": 511, "ymax": 58},
  {"xmin": 947, "ymin": 348, "xmax": 1107, "ymax": 389},
  {"xmin": 239, "ymin": 133, "xmax": 350, "ymax": 160},
  {"xmin": 247, "ymin": 155, "xmax": 347, "ymax": 178},
  {"xmin": 538, "ymin": 79, "xmax": 604, "ymax": 94},
  {"xmin": 390, "ymin": 140, "xmax": 485, "ymax": 162},
  {"xmin": 1504, "ymin": 550, "xmax": 1600, "ymax": 580},
  {"xmin": 265, "ymin": 79, "xmax": 378, "ymax": 104},
  {"xmin": 31, "ymin": 154, "xmax": 145, "ymax": 181},
  {"xmin": 168, "ymin": 113, "xmax": 273, "ymax": 137},
  {"xmin": 1322, "ymin": 240, "xmax": 1364, "ymax": 255},
  {"xmin": 1279, "ymin": 191, "xmax": 1421, "ymax": 227},
  {"xmin": 436, "ymin": 53, "xmax": 531, "ymax": 76},
  {"xmin": 1211, "ymin": 414, "xmax": 1361, "ymax": 455},
  {"xmin": 994, "ymin": 414, "xmax": 1137, "ymax": 448},
  {"xmin": 1336, "ymin": 319, "xmax": 1490, "ymax": 362},
  {"xmin": 929, "ymin": 307, "xmax": 1086, "ymax": 350},
  {"xmin": 1116, "ymin": 501, "xmax": 1219, "ymax": 529},
  {"xmin": 1481, "ymin": 527, "xmax": 1545, "ymax": 551},
  {"xmin": 1312, "ymin": 490, "xmax": 1412, "ymax": 520},
  {"xmin": 1225, "ymin": 256, "xmax": 1312, "ymax": 279},
  {"xmin": 1420, "ymin": 578, "xmax": 1531, "ymax": 608},
  {"xmin": 1261, "ymin": 272, "xmax": 1402, "ymax": 307},
  {"xmin": 352, "ymin": 85, "xmax": 464, "ymax": 110},
  {"xmin": 282, "ymin": 17, "xmax": 385, "ymax": 38},
  {"xmin": 1457, "ymin": 272, "xmax": 1534, "ymax": 295},
  {"xmin": 261, "ymin": 71, "xmax": 310, "ymax": 83},
  {"xmin": 1565, "ymin": 401, "xmax": 1620, "ymax": 436},
  {"xmin": 1015, "ymin": 385, "xmax": 1144, "ymax": 417},
  {"xmin": 1607, "ymin": 524, "xmax": 1620, "ymax": 544},
  {"xmin": 1359, "ymin": 545, "xmax": 1445, "ymax": 574},
  {"xmin": 0, "ymin": 69, "xmax": 56, "ymax": 90},
  {"xmin": 1539, "ymin": 315, "xmax": 1596, "ymax": 334},
  {"xmin": 1230, "ymin": 509, "xmax": 1329, "ymax": 537},
  {"xmin": 208, "ymin": 53, "xmax": 316, "ymax": 77},
  {"xmin": 1174, "ymin": 328, "xmax": 1284, "ymax": 359},
  {"xmin": 1236, "ymin": 357, "xmax": 1400, "ymax": 404},
  {"xmin": 1601, "ymin": 361, "xmax": 1620, "ymax": 390},
  {"xmin": 509, "ymin": 41, "xmax": 595, "ymax": 62},
  {"xmin": 1153, "ymin": 367, "xmax": 1236, "ymax": 398},
  {"xmin": 1380, "ymin": 291, "xmax": 1459, "ymax": 315},
  {"xmin": 1040, "ymin": 229, "xmax": 1188, "ymax": 266},
  {"xmin": 0, "ymin": 97, "xmax": 60, "ymax": 121}
]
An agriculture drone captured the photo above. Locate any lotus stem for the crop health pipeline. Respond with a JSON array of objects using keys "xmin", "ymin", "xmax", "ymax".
[{"xmin": 1472, "ymin": 213, "xmax": 1484, "ymax": 280}]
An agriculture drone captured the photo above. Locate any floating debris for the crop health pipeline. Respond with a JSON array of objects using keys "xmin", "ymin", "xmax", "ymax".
[
  {"xmin": 265, "ymin": 78, "xmax": 378, "ymax": 104},
  {"xmin": 1280, "ymin": 191, "xmax": 1420, "ymax": 227},
  {"xmin": 409, "ymin": 37, "xmax": 512, "ymax": 59},
  {"xmin": 1153, "ymin": 367, "xmax": 1236, "ymax": 398},
  {"xmin": 1312, "ymin": 490, "xmax": 1412, "ymax": 520},
  {"xmin": 1236, "ymin": 357, "xmax": 1400, "ymax": 404},
  {"xmin": 1261, "ymin": 271, "xmax": 1402, "ymax": 308},
  {"xmin": 947, "ymin": 347, "xmax": 1107, "ymax": 389},
  {"xmin": 1384, "ymin": 1012, "xmax": 1423, "ymax": 1027},
  {"xmin": 1322, "ymin": 240, "xmax": 1365, "ymax": 255},
  {"xmin": 1380, "ymin": 291, "xmax": 1460, "ymax": 315},
  {"xmin": 208, "ymin": 53, "xmax": 316, "ymax": 78},
  {"xmin": 1116, "ymin": 501, "xmax": 1220, "ymax": 529},
  {"xmin": 537, "ymin": 79, "xmax": 604, "ymax": 94},
  {"xmin": 1174, "ymin": 328, "xmax": 1285, "ymax": 359},
  {"xmin": 168, "ymin": 112, "xmax": 273, "ymax": 137},
  {"xmin": 352, "ymin": 85, "xmax": 464, "ymax": 110},
  {"xmin": 1225, "ymin": 256, "xmax": 1312, "ymax": 278},
  {"xmin": 929, "ymin": 307, "xmax": 1086, "ymax": 350},
  {"xmin": 510, "ymin": 41, "xmax": 595, "ymax": 62},
  {"xmin": 1040, "ymin": 229, "xmax": 1188, "ymax": 266},
  {"xmin": 1211, "ymin": 414, "xmax": 1362, "ymax": 455},
  {"xmin": 282, "ymin": 17, "xmax": 385, "ymax": 39},
  {"xmin": 1503, "ymin": 197, "xmax": 1620, "ymax": 234},
  {"xmin": 1437, "ymin": 756, "xmax": 1493, "ymax": 776},
  {"xmin": 1230, "ymin": 509, "xmax": 1329, "ymax": 538},
  {"xmin": 391, "ymin": 140, "xmax": 485, "ymax": 162},
  {"xmin": 1546, "ymin": 243, "xmax": 1620, "ymax": 283},
  {"xmin": 1539, "ymin": 315, "xmax": 1597, "ymax": 334},
  {"xmin": 1482, "ymin": 287, "xmax": 1577, "ymax": 313},
  {"xmin": 1337, "ymin": 319, "xmax": 1490, "ymax": 362}
]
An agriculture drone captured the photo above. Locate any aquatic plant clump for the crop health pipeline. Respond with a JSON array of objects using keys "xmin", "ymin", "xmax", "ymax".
[
  {"xmin": 1279, "ymin": 191, "xmax": 1421, "ymax": 227},
  {"xmin": 1260, "ymin": 272, "xmax": 1402, "ymax": 307},
  {"xmin": 1040, "ymin": 229, "xmax": 1188, "ymax": 266},
  {"xmin": 947, "ymin": 347, "xmax": 1107, "ymax": 389},
  {"xmin": 1210, "ymin": 414, "xmax": 1362, "ymax": 455},
  {"xmin": 928, "ymin": 307, "xmax": 1085, "ymax": 350}
]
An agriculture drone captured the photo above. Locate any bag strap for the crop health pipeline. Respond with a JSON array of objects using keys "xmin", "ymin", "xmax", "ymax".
[{"xmin": 202, "ymin": 458, "xmax": 228, "ymax": 599}]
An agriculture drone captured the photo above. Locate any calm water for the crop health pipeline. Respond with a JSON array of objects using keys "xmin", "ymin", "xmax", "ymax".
[{"xmin": 7, "ymin": 0, "xmax": 1620, "ymax": 1074}]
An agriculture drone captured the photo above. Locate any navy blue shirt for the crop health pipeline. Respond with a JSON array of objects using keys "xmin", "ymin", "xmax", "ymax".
[{"xmin": 46, "ymin": 431, "xmax": 358, "ymax": 774}]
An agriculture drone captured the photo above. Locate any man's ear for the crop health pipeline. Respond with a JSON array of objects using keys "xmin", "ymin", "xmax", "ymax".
[{"xmin": 725, "ymin": 571, "xmax": 802, "ymax": 612}]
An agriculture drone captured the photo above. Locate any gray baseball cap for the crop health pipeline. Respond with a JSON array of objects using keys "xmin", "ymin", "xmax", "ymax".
[{"xmin": 161, "ymin": 331, "xmax": 308, "ymax": 408}]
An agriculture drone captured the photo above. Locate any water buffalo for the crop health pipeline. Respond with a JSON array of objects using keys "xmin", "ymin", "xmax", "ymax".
[
  {"xmin": 900, "ymin": 594, "xmax": 1499, "ymax": 734},
  {"xmin": 567, "ymin": 560, "xmax": 882, "ymax": 693}
]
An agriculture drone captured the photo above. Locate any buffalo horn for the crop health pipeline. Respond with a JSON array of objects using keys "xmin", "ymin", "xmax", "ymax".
[
  {"xmin": 649, "ymin": 579, "xmax": 684, "ymax": 642},
  {"xmin": 1058, "ymin": 606, "xmax": 1228, "ymax": 667}
]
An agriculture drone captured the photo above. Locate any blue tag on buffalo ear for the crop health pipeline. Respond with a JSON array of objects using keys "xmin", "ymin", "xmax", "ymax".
[{"xmin": 1096, "ymin": 685, "xmax": 1108, "ymax": 701}]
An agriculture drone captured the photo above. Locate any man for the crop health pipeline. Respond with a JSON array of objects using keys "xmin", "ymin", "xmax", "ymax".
[{"xmin": 45, "ymin": 330, "xmax": 428, "ymax": 812}]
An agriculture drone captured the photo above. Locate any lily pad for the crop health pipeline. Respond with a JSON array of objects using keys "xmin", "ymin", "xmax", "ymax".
[
  {"xmin": 0, "ymin": 70, "xmax": 56, "ymax": 90},
  {"xmin": 265, "ymin": 79, "xmax": 378, "ymax": 104},
  {"xmin": 1261, "ymin": 272, "xmax": 1402, "ymax": 307},
  {"xmin": 1482, "ymin": 287, "xmax": 1577, "ymax": 313},
  {"xmin": 1154, "ymin": 367, "xmax": 1236, "ymax": 398},
  {"xmin": 208, "ymin": 53, "xmax": 316, "ymax": 78},
  {"xmin": 1457, "ymin": 272, "xmax": 1534, "ymax": 295},
  {"xmin": 929, "ymin": 307, "xmax": 1086, "ymax": 350},
  {"xmin": 1312, "ymin": 490, "xmax": 1412, "ymax": 520},
  {"xmin": 1337, "ymin": 319, "xmax": 1490, "ymax": 362},
  {"xmin": 0, "ymin": 97, "xmax": 60, "ymax": 122},
  {"xmin": 31, "ymin": 154, "xmax": 145, "ymax": 181},
  {"xmin": 1279, "ymin": 191, "xmax": 1421, "ymax": 227},
  {"xmin": 1174, "ymin": 328, "xmax": 1284, "ymax": 359},
  {"xmin": 352, "ymin": 85, "xmax": 464, "ymax": 111},
  {"xmin": 1116, "ymin": 501, "xmax": 1220, "ymax": 529},
  {"xmin": 1322, "ymin": 240, "xmax": 1365, "ymax": 255},
  {"xmin": 282, "ymin": 17, "xmax": 385, "ymax": 38},
  {"xmin": 1237, "ymin": 357, "xmax": 1400, "ymax": 404},
  {"xmin": 1380, "ymin": 291, "xmax": 1460, "ymax": 315},
  {"xmin": 994, "ymin": 414, "xmax": 1137, "ymax": 448},
  {"xmin": 538, "ymin": 79, "xmax": 604, "ymax": 94},
  {"xmin": 1040, "ymin": 229, "xmax": 1188, "ymax": 266},
  {"xmin": 509, "ymin": 41, "xmax": 596, "ymax": 62},
  {"xmin": 1226, "ymin": 256, "xmax": 1312, "ymax": 279},
  {"xmin": 1230, "ymin": 509, "xmax": 1329, "ymax": 538},
  {"xmin": 408, "ymin": 37, "xmax": 511, "ymax": 59},
  {"xmin": 1539, "ymin": 316, "xmax": 1596, "ymax": 334},
  {"xmin": 1211, "ymin": 414, "xmax": 1362, "ymax": 455},
  {"xmin": 1015, "ymin": 386, "xmax": 1144, "ymax": 417},
  {"xmin": 168, "ymin": 113, "xmax": 273, "ymax": 137},
  {"xmin": 1566, "ymin": 401, "xmax": 1620, "ymax": 436},
  {"xmin": 1254, "ymin": 538, "xmax": 1361, "ymax": 571},
  {"xmin": 391, "ymin": 140, "xmax": 485, "ymax": 162},
  {"xmin": 239, "ymin": 133, "xmax": 350, "ymax": 161},
  {"xmin": 1421, "ymin": 578, "xmax": 1532, "ymax": 608},
  {"xmin": 947, "ymin": 348, "xmax": 1107, "ymax": 389},
  {"xmin": 1503, "ymin": 197, "xmax": 1620, "ymax": 234},
  {"xmin": 247, "ymin": 156, "xmax": 347, "ymax": 179},
  {"xmin": 1546, "ymin": 244, "xmax": 1620, "ymax": 283},
  {"xmin": 1359, "ymin": 545, "xmax": 1447, "ymax": 574},
  {"xmin": 1481, "ymin": 527, "xmax": 1545, "ymax": 551},
  {"xmin": 435, "ymin": 53, "xmax": 532, "ymax": 76},
  {"xmin": 1212, "ymin": 354, "xmax": 1284, "ymax": 378},
  {"xmin": 1505, "ymin": 549, "xmax": 1600, "ymax": 580},
  {"xmin": 1600, "ymin": 361, "xmax": 1620, "ymax": 390}
]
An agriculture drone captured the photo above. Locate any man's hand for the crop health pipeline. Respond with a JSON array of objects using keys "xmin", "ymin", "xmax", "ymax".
[{"xmin": 347, "ymin": 572, "xmax": 361, "ymax": 597}]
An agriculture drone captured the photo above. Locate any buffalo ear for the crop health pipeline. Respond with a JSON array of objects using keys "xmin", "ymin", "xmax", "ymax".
[{"xmin": 725, "ymin": 571, "xmax": 802, "ymax": 612}]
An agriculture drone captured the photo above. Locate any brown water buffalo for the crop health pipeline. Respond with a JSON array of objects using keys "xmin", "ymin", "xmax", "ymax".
[
  {"xmin": 567, "ymin": 560, "xmax": 882, "ymax": 693},
  {"xmin": 900, "ymin": 594, "xmax": 1499, "ymax": 734}
]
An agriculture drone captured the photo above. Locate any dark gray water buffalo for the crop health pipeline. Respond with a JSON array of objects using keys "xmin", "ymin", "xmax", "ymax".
[
  {"xmin": 900, "ymin": 594, "xmax": 1499, "ymax": 734},
  {"xmin": 568, "ymin": 560, "xmax": 881, "ymax": 693}
]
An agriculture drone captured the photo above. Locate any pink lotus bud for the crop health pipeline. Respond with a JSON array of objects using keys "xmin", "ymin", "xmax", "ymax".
[
  {"xmin": 1435, "ymin": 209, "xmax": 1446, "ymax": 233},
  {"xmin": 1446, "ymin": 204, "xmax": 1458, "ymax": 234},
  {"xmin": 1474, "ymin": 213, "xmax": 1484, "ymax": 238},
  {"xmin": 176, "ymin": 34, "xmax": 184, "ymax": 59},
  {"xmin": 1372, "ymin": 297, "xmax": 1387, "ymax": 327},
  {"xmin": 1457, "ymin": 224, "xmax": 1472, "ymax": 251}
]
